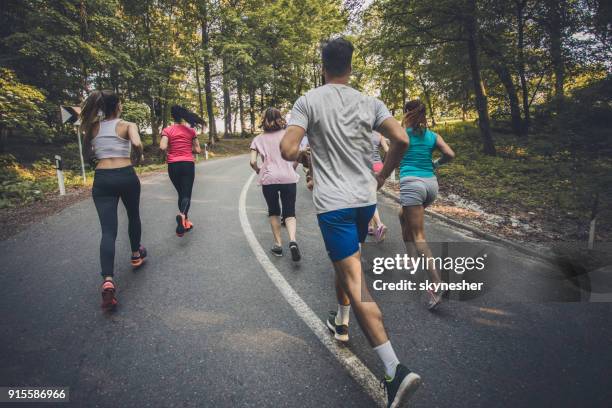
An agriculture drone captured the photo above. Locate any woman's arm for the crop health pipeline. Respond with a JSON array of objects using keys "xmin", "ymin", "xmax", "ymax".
[
  {"xmin": 249, "ymin": 150, "xmax": 260, "ymax": 173},
  {"xmin": 127, "ymin": 122, "xmax": 144, "ymax": 163},
  {"xmin": 433, "ymin": 134, "xmax": 455, "ymax": 168},
  {"xmin": 380, "ymin": 135, "xmax": 390, "ymax": 155},
  {"xmin": 159, "ymin": 134, "xmax": 169, "ymax": 151},
  {"xmin": 192, "ymin": 137, "xmax": 202, "ymax": 154}
]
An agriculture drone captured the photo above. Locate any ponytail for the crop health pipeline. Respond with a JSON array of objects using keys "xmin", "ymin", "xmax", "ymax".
[
  {"xmin": 170, "ymin": 105, "xmax": 206, "ymax": 128},
  {"xmin": 402, "ymin": 99, "xmax": 427, "ymax": 134},
  {"xmin": 79, "ymin": 90, "xmax": 120, "ymax": 161}
]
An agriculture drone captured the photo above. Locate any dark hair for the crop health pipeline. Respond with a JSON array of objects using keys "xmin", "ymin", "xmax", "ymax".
[
  {"xmin": 170, "ymin": 105, "xmax": 206, "ymax": 127},
  {"xmin": 79, "ymin": 90, "xmax": 121, "ymax": 161},
  {"xmin": 321, "ymin": 37, "xmax": 354, "ymax": 77},
  {"xmin": 402, "ymin": 99, "xmax": 427, "ymax": 134},
  {"xmin": 261, "ymin": 107, "xmax": 286, "ymax": 132}
]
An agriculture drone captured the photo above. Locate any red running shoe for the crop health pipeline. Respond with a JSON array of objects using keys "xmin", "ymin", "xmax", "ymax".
[
  {"xmin": 101, "ymin": 280, "xmax": 117, "ymax": 310},
  {"xmin": 131, "ymin": 245, "xmax": 147, "ymax": 268},
  {"xmin": 185, "ymin": 219, "xmax": 194, "ymax": 232}
]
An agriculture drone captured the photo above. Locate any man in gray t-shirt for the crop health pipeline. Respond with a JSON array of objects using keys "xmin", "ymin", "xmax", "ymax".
[
  {"xmin": 288, "ymin": 85, "xmax": 392, "ymax": 213},
  {"xmin": 280, "ymin": 38, "xmax": 421, "ymax": 407}
]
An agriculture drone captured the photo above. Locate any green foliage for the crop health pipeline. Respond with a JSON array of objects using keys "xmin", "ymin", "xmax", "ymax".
[
  {"xmin": 436, "ymin": 121, "xmax": 612, "ymax": 225},
  {"xmin": 0, "ymin": 69, "xmax": 49, "ymax": 135},
  {"xmin": 121, "ymin": 101, "xmax": 151, "ymax": 130},
  {"xmin": 0, "ymin": 154, "xmax": 90, "ymax": 208}
]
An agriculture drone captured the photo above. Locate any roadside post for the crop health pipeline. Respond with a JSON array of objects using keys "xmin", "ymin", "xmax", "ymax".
[
  {"xmin": 60, "ymin": 105, "xmax": 86, "ymax": 183},
  {"xmin": 54, "ymin": 155, "xmax": 66, "ymax": 196},
  {"xmin": 204, "ymin": 143, "xmax": 209, "ymax": 160}
]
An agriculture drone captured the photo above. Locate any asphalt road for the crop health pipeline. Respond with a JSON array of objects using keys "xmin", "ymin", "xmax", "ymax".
[{"xmin": 1, "ymin": 154, "xmax": 610, "ymax": 407}]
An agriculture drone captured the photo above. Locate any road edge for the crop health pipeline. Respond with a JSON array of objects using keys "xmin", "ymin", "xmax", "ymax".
[{"xmin": 239, "ymin": 172, "xmax": 387, "ymax": 407}]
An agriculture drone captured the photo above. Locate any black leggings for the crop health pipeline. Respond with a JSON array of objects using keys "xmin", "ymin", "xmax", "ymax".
[
  {"xmin": 92, "ymin": 166, "xmax": 142, "ymax": 277},
  {"xmin": 262, "ymin": 183, "xmax": 297, "ymax": 218},
  {"xmin": 168, "ymin": 161, "xmax": 195, "ymax": 216}
]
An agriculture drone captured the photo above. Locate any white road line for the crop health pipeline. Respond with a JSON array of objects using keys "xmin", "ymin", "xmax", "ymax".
[{"xmin": 238, "ymin": 173, "xmax": 386, "ymax": 407}]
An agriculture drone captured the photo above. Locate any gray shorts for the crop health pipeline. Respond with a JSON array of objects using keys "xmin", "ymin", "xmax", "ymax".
[{"xmin": 399, "ymin": 176, "xmax": 439, "ymax": 207}]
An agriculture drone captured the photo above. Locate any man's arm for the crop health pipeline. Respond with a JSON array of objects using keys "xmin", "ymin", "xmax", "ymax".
[
  {"xmin": 280, "ymin": 125, "xmax": 306, "ymax": 161},
  {"xmin": 375, "ymin": 117, "xmax": 409, "ymax": 188}
]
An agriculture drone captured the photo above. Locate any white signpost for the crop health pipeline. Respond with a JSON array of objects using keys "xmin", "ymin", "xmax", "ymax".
[
  {"xmin": 54, "ymin": 155, "xmax": 65, "ymax": 196},
  {"xmin": 60, "ymin": 105, "xmax": 86, "ymax": 183}
]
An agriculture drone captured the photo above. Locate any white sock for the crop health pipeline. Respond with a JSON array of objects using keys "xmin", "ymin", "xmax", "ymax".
[
  {"xmin": 374, "ymin": 341, "xmax": 400, "ymax": 379},
  {"xmin": 336, "ymin": 304, "xmax": 350, "ymax": 326}
]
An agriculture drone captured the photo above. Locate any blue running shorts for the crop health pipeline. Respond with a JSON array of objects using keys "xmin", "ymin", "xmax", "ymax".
[{"xmin": 316, "ymin": 204, "xmax": 376, "ymax": 262}]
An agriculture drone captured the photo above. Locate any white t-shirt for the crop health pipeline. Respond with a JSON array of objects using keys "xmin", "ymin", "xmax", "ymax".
[{"xmin": 288, "ymin": 84, "xmax": 392, "ymax": 213}]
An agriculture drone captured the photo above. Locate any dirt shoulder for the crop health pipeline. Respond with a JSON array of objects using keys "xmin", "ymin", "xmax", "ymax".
[{"xmin": 0, "ymin": 169, "xmax": 164, "ymax": 241}]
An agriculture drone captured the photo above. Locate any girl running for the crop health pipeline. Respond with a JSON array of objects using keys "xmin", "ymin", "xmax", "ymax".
[
  {"xmin": 369, "ymin": 131, "xmax": 390, "ymax": 242},
  {"xmin": 80, "ymin": 90, "xmax": 147, "ymax": 310},
  {"xmin": 250, "ymin": 108, "xmax": 301, "ymax": 261},
  {"xmin": 399, "ymin": 100, "xmax": 455, "ymax": 309},
  {"xmin": 160, "ymin": 106, "xmax": 205, "ymax": 237}
]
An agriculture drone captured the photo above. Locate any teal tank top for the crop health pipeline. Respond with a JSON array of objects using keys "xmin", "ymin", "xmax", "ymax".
[{"xmin": 399, "ymin": 128, "xmax": 437, "ymax": 178}]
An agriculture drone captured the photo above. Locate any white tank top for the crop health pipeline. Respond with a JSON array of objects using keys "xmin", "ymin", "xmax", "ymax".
[{"xmin": 92, "ymin": 119, "xmax": 131, "ymax": 159}]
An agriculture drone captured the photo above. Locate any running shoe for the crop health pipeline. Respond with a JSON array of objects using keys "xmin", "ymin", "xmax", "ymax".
[
  {"xmin": 289, "ymin": 241, "xmax": 301, "ymax": 262},
  {"xmin": 131, "ymin": 245, "xmax": 147, "ymax": 268},
  {"xmin": 425, "ymin": 289, "xmax": 446, "ymax": 310},
  {"xmin": 185, "ymin": 219, "xmax": 194, "ymax": 232},
  {"xmin": 382, "ymin": 364, "xmax": 422, "ymax": 408},
  {"xmin": 176, "ymin": 213, "xmax": 186, "ymax": 237},
  {"xmin": 101, "ymin": 280, "xmax": 117, "ymax": 310},
  {"xmin": 326, "ymin": 311, "xmax": 349, "ymax": 342},
  {"xmin": 375, "ymin": 224, "xmax": 388, "ymax": 242},
  {"xmin": 271, "ymin": 244, "xmax": 283, "ymax": 257}
]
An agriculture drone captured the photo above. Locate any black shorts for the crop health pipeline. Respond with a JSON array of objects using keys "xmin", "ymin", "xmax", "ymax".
[{"xmin": 261, "ymin": 183, "xmax": 297, "ymax": 218}]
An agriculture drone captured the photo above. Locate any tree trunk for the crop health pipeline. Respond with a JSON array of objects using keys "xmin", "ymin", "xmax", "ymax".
[
  {"xmin": 148, "ymin": 97, "xmax": 159, "ymax": 146},
  {"xmin": 233, "ymin": 103, "xmax": 238, "ymax": 134},
  {"xmin": 492, "ymin": 63, "xmax": 522, "ymax": 136},
  {"xmin": 517, "ymin": 0, "xmax": 530, "ymax": 137},
  {"xmin": 237, "ymin": 75, "xmax": 246, "ymax": 137},
  {"xmin": 465, "ymin": 3, "xmax": 496, "ymax": 155},
  {"xmin": 417, "ymin": 73, "xmax": 436, "ymax": 127},
  {"xmin": 481, "ymin": 33, "xmax": 522, "ymax": 137},
  {"xmin": 401, "ymin": 59, "xmax": 407, "ymax": 108},
  {"xmin": 194, "ymin": 58, "xmax": 205, "ymax": 122},
  {"xmin": 249, "ymin": 85, "xmax": 256, "ymax": 133},
  {"xmin": 546, "ymin": 0, "xmax": 565, "ymax": 111},
  {"xmin": 260, "ymin": 87, "xmax": 265, "ymax": 112},
  {"xmin": 200, "ymin": 9, "xmax": 216, "ymax": 145},
  {"xmin": 0, "ymin": 127, "xmax": 7, "ymax": 153},
  {"xmin": 222, "ymin": 58, "xmax": 231, "ymax": 136}
]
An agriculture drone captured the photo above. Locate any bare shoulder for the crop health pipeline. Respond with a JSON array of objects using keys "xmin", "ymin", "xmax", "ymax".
[{"xmin": 117, "ymin": 120, "xmax": 136, "ymax": 139}]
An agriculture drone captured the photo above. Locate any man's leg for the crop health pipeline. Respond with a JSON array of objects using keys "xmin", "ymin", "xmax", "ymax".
[
  {"xmin": 333, "ymin": 251, "xmax": 388, "ymax": 346},
  {"xmin": 334, "ymin": 266, "xmax": 351, "ymax": 326}
]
